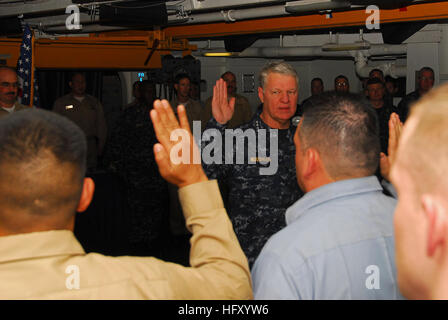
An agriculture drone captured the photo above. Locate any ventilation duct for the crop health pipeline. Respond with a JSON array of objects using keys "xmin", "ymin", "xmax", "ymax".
[
  {"xmin": 224, "ymin": 35, "xmax": 259, "ymax": 52},
  {"xmin": 381, "ymin": 22, "xmax": 428, "ymax": 44},
  {"xmin": 99, "ymin": 1, "xmax": 168, "ymax": 27}
]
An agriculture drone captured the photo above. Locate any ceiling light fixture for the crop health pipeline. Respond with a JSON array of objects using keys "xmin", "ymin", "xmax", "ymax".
[{"xmin": 203, "ymin": 52, "xmax": 234, "ymax": 57}]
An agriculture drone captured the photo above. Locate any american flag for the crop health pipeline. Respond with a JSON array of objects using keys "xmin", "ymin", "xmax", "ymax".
[{"xmin": 17, "ymin": 24, "xmax": 39, "ymax": 108}]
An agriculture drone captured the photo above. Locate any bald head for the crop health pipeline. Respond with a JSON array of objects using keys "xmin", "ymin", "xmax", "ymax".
[
  {"xmin": 391, "ymin": 82, "xmax": 448, "ymax": 300},
  {"xmin": 0, "ymin": 109, "xmax": 89, "ymax": 235},
  {"xmin": 396, "ymin": 83, "xmax": 448, "ymax": 196}
]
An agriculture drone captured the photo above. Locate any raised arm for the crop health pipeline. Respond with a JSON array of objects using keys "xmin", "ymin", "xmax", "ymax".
[
  {"xmin": 380, "ymin": 112, "xmax": 403, "ymax": 182},
  {"xmin": 150, "ymin": 100, "xmax": 206, "ymax": 187},
  {"xmin": 212, "ymin": 78, "xmax": 235, "ymax": 125},
  {"xmin": 149, "ymin": 100, "xmax": 252, "ymax": 299}
]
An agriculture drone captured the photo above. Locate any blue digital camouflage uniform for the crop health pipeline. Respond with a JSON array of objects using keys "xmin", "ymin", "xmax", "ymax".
[
  {"xmin": 202, "ymin": 109, "xmax": 303, "ymax": 267},
  {"xmin": 374, "ymin": 101, "xmax": 399, "ymax": 155},
  {"xmin": 397, "ymin": 90, "xmax": 421, "ymax": 122},
  {"xmin": 102, "ymin": 102, "xmax": 169, "ymax": 255}
]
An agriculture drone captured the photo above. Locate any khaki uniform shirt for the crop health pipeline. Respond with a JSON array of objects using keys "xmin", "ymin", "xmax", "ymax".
[
  {"xmin": 52, "ymin": 94, "xmax": 107, "ymax": 169},
  {"xmin": 169, "ymin": 97, "xmax": 203, "ymax": 132},
  {"xmin": 202, "ymin": 94, "xmax": 253, "ymax": 129},
  {"xmin": 0, "ymin": 180, "xmax": 252, "ymax": 300},
  {"xmin": 0, "ymin": 102, "xmax": 29, "ymax": 119},
  {"xmin": 168, "ymin": 98, "xmax": 204, "ymax": 235}
]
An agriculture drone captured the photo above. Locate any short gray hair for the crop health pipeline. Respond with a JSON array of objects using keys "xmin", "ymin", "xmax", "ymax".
[{"xmin": 259, "ymin": 61, "xmax": 299, "ymax": 89}]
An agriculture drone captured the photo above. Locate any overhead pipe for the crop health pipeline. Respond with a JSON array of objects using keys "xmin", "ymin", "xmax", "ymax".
[
  {"xmin": 235, "ymin": 42, "xmax": 408, "ymax": 78},
  {"xmin": 44, "ymin": 24, "xmax": 130, "ymax": 33},
  {"xmin": 354, "ymin": 51, "xmax": 407, "ymax": 78},
  {"xmin": 168, "ymin": 5, "xmax": 290, "ymax": 25},
  {"xmin": 237, "ymin": 43, "xmax": 407, "ymax": 58},
  {"xmin": 26, "ymin": 13, "xmax": 95, "ymax": 29},
  {"xmin": 22, "ymin": 2, "xmax": 289, "ymax": 30},
  {"xmin": 35, "ymin": 5, "xmax": 288, "ymax": 32},
  {"xmin": 31, "ymin": 3, "xmax": 292, "ymax": 31},
  {"xmin": 237, "ymin": 46, "xmax": 350, "ymax": 57},
  {"xmin": 285, "ymin": 0, "xmax": 352, "ymax": 13},
  {"xmin": 180, "ymin": 0, "xmax": 288, "ymax": 11},
  {"xmin": 366, "ymin": 44, "xmax": 407, "ymax": 56}
]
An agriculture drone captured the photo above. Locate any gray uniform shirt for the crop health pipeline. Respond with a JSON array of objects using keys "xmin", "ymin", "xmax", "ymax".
[{"xmin": 252, "ymin": 176, "xmax": 403, "ymax": 300}]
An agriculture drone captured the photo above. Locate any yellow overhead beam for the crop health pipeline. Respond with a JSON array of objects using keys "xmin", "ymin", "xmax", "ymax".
[{"xmin": 0, "ymin": 31, "xmax": 196, "ymax": 69}]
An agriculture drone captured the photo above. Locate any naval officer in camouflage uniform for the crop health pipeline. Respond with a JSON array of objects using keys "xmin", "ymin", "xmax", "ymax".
[
  {"xmin": 53, "ymin": 72, "xmax": 107, "ymax": 171},
  {"xmin": 202, "ymin": 61, "xmax": 303, "ymax": 266},
  {"xmin": 102, "ymin": 80, "xmax": 169, "ymax": 257}
]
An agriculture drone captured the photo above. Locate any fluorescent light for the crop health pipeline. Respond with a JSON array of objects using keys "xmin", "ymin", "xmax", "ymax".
[{"xmin": 203, "ymin": 52, "xmax": 233, "ymax": 57}]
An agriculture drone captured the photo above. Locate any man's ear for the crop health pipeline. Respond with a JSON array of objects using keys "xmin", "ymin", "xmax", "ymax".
[
  {"xmin": 76, "ymin": 177, "xmax": 95, "ymax": 213},
  {"xmin": 422, "ymin": 194, "xmax": 447, "ymax": 257},
  {"xmin": 303, "ymin": 148, "xmax": 320, "ymax": 179},
  {"xmin": 258, "ymin": 87, "xmax": 264, "ymax": 104},
  {"xmin": 174, "ymin": 83, "xmax": 179, "ymax": 92},
  {"xmin": 69, "ymin": 81, "xmax": 73, "ymax": 89}
]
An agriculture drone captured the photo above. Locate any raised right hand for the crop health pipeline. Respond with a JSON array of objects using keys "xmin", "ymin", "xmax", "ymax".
[
  {"xmin": 380, "ymin": 112, "xmax": 403, "ymax": 181},
  {"xmin": 212, "ymin": 78, "xmax": 235, "ymax": 125},
  {"xmin": 150, "ymin": 100, "xmax": 207, "ymax": 188}
]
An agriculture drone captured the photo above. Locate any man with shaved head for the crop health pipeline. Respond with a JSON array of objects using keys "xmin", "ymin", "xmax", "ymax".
[
  {"xmin": 391, "ymin": 83, "xmax": 448, "ymax": 299},
  {"xmin": 252, "ymin": 92, "xmax": 402, "ymax": 299},
  {"xmin": 0, "ymin": 107, "xmax": 252, "ymax": 299},
  {"xmin": 0, "ymin": 66, "xmax": 28, "ymax": 118}
]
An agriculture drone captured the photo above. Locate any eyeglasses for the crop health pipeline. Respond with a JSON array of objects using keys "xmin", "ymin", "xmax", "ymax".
[
  {"xmin": 0, "ymin": 82, "xmax": 19, "ymax": 89},
  {"xmin": 336, "ymin": 82, "xmax": 348, "ymax": 87}
]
